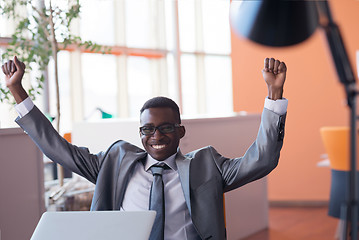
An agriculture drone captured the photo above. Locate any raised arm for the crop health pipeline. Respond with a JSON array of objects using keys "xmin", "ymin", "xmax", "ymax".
[
  {"xmin": 219, "ymin": 57, "xmax": 287, "ymax": 191},
  {"xmin": 1, "ymin": 56, "xmax": 29, "ymax": 103},
  {"xmin": 2, "ymin": 56, "xmax": 102, "ymax": 183}
]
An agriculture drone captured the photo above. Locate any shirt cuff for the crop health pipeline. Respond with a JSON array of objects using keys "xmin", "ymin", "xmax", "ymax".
[
  {"xmin": 14, "ymin": 97, "xmax": 35, "ymax": 118},
  {"xmin": 264, "ymin": 97, "xmax": 288, "ymax": 115}
]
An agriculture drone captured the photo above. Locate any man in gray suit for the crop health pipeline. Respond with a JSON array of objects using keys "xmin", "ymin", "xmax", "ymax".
[{"xmin": 2, "ymin": 56, "xmax": 287, "ymax": 240}]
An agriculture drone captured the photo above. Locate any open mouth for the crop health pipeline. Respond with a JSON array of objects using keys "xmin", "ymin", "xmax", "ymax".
[{"xmin": 151, "ymin": 144, "xmax": 167, "ymax": 150}]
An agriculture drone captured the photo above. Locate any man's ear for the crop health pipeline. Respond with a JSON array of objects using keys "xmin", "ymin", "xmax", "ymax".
[{"xmin": 179, "ymin": 126, "xmax": 186, "ymax": 139}]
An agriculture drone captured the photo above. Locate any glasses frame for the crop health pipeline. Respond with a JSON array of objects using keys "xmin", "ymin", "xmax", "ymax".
[{"xmin": 139, "ymin": 123, "xmax": 181, "ymax": 136}]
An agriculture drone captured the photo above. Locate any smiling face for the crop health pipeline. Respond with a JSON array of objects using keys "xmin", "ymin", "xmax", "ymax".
[{"xmin": 140, "ymin": 107, "xmax": 185, "ymax": 161}]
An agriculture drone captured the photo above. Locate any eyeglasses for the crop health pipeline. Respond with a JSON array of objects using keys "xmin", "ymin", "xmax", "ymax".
[{"xmin": 139, "ymin": 123, "xmax": 181, "ymax": 136}]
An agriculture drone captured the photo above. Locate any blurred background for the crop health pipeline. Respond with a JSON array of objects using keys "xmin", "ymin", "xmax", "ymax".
[{"xmin": 1, "ymin": 0, "xmax": 359, "ymax": 239}]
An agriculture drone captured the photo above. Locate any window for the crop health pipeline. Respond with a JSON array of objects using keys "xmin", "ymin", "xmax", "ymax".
[{"xmin": 0, "ymin": 0, "xmax": 233, "ymax": 131}]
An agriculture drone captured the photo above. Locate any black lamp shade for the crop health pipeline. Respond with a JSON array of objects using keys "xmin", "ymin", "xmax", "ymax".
[{"xmin": 230, "ymin": 0, "xmax": 320, "ymax": 47}]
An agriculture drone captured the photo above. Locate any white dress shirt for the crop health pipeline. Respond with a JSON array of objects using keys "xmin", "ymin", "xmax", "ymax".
[
  {"xmin": 15, "ymin": 96, "xmax": 35, "ymax": 117},
  {"xmin": 14, "ymin": 96, "xmax": 288, "ymax": 239},
  {"xmin": 121, "ymin": 153, "xmax": 199, "ymax": 240}
]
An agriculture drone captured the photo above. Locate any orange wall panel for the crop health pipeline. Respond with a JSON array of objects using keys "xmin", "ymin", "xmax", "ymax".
[{"xmin": 231, "ymin": 0, "xmax": 359, "ymax": 201}]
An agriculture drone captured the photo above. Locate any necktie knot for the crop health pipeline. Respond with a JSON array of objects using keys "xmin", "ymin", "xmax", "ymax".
[{"xmin": 150, "ymin": 163, "xmax": 167, "ymax": 176}]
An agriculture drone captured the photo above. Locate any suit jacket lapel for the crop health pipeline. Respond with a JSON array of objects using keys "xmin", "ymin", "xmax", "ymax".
[
  {"xmin": 175, "ymin": 151, "xmax": 192, "ymax": 215},
  {"xmin": 115, "ymin": 150, "xmax": 147, "ymax": 209}
]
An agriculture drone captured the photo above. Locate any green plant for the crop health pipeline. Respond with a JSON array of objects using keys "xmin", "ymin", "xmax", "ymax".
[
  {"xmin": 0, "ymin": 0, "xmax": 110, "ymax": 185},
  {"xmin": 0, "ymin": 0, "xmax": 109, "ymax": 129}
]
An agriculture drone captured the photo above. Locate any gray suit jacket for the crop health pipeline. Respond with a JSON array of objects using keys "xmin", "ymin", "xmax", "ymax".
[{"xmin": 16, "ymin": 106, "xmax": 286, "ymax": 240}]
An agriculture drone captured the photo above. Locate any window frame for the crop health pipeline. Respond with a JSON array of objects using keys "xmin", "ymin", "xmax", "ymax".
[{"xmin": 0, "ymin": 0, "xmax": 233, "ymax": 131}]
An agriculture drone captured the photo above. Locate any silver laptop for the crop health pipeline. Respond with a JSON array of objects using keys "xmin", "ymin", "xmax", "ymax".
[{"xmin": 30, "ymin": 211, "xmax": 156, "ymax": 240}]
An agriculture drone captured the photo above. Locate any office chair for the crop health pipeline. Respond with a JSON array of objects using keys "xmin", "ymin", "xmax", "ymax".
[{"xmin": 320, "ymin": 126, "xmax": 359, "ymax": 237}]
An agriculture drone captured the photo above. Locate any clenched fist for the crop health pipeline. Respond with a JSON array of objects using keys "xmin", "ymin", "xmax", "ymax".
[
  {"xmin": 262, "ymin": 58, "xmax": 287, "ymax": 100},
  {"xmin": 1, "ymin": 56, "xmax": 28, "ymax": 103}
]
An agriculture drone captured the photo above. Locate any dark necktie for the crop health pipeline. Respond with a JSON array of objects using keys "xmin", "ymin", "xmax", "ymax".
[{"xmin": 149, "ymin": 163, "xmax": 166, "ymax": 240}]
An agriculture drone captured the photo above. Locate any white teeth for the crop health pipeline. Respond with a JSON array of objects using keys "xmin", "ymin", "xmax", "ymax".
[{"xmin": 152, "ymin": 144, "xmax": 166, "ymax": 149}]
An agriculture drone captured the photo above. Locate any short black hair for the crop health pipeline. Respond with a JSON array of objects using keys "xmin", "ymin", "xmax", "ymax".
[{"xmin": 140, "ymin": 96, "xmax": 181, "ymax": 123}]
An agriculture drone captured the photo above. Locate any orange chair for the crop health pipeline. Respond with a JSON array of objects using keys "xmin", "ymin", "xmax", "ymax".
[
  {"xmin": 320, "ymin": 126, "xmax": 359, "ymax": 218},
  {"xmin": 63, "ymin": 132, "xmax": 72, "ymax": 143}
]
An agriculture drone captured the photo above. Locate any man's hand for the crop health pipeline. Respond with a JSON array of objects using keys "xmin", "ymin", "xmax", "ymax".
[
  {"xmin": 1, "ymin": 56, "xmax": 28, "ymax": 103},
  {"xmin": 262, "ymin": 58, "xmax": 287, "ymax": 100},
  {"xmin": 2, "ymin": 56, "xmax": 26, "ymax": 88}
]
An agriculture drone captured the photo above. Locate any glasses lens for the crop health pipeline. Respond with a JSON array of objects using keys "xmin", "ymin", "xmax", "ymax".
[
  {"xmin": 141, "ymin": 126, "xmax": 155, "ymax": 135},
  {"xmin": 158, "ymin": 124, "xmax": 175, "ymax": 133}
]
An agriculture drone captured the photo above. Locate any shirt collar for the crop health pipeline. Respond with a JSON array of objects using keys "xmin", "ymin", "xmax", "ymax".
[{"xmin": 145, "ymin": 151, "xmax": 178, "ymax": 172}]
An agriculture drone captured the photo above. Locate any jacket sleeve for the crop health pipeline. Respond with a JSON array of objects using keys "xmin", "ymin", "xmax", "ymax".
[
  {"xmin": 16, "ymin": 106, "xmax": 105, "ymax": 184},
  {"xmin": 214, "ymin": 108, "xmax": 286, "ymax": 192}
]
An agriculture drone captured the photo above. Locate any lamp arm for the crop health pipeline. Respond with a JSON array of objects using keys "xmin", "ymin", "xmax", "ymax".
[
  {"xmin": 317, "ymin": 1, "xmax": 356, "ymax": 103},
  {"xmin": 324, "ymin": 22, "xmax": 357, "ymax": 107},
  {"xmin": 323, "ymin": 23, "xmax": 356, "ymax": 86}
]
